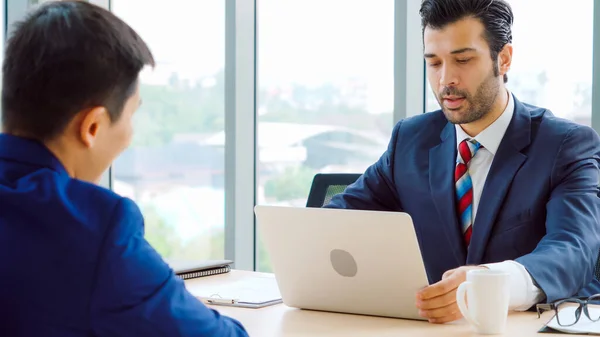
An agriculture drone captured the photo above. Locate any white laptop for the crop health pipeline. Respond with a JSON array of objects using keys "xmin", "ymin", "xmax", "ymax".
[{"xmin": 254, "ymin": 205, "xmax": 429, "ymax": 320}]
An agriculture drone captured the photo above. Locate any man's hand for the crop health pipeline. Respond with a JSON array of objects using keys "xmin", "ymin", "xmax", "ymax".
[{"xmin": 415, "ymin": 265, "xmax": 487, "ymax": 324}]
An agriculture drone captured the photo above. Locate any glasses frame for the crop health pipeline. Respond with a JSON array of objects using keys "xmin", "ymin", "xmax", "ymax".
[{"xmin": 536, "ymin": 295, "xmax": 600, "ymax": 327}]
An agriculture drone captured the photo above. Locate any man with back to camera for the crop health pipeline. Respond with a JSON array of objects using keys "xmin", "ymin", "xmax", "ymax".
[
  {"xmin": 326, "ymin": 0, "xmax": 600, "ymax": 324},
  {"xmin": 0, "ymin": 2, "xmax": 248, "ymax": 336}
]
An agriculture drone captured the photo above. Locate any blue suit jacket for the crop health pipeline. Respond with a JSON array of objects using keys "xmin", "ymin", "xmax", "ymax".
[
  {"xmin": 327, "ymin": 95, "xmax": 600, "ymax": 304},
  {"xmin": 0, "ymin": 135, "xmax": 248, "ymax": 337}
]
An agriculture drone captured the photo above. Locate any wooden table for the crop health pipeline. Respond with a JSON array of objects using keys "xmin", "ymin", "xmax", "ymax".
[{"xmin": 185, "ymin": 270, "xmax": 562, "ymax": 336}]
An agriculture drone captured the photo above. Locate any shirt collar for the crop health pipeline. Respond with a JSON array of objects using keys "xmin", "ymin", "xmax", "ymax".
[
  {"xmin": 455, "ymin": 90, "xmax": 514, "ymax": 156},
  {"xmin": 0, "ymin": 133, "xmax": 68, "ymax": 175}
]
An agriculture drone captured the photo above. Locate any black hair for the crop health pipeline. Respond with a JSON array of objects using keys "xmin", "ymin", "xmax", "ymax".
[
  {"xmin": 2, "ymin": 0, "xmax": 155, "ymax": 141},
  {"xmin": 419, "ymin": 0, "xmax": 513, "ymax": 83}
]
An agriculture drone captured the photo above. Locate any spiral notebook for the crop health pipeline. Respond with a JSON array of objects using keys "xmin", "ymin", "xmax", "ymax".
[{"xmin": 169, "ymin": 259, "xmax": 233, "ymax": 280}]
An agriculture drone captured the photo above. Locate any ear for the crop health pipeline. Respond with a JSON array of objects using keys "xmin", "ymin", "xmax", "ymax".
[
  {"xmin": 498, "ymin": 43, "xmax": 513, "ymax": 78},
  {"xmin": 79, "ymin": 106, "xmax": 109, "ymax": 148}
]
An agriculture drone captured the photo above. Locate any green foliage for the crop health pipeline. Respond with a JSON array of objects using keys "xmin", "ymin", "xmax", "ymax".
[
  {"xmin": 142, "ymin": 205, "xmax": 225, "ymax": 260},
  {"xmin": 257, "ymin": 235, "xmax": 273, "ymax": 273},
  {"xmin": 133, "ymin": 71, "xmax": 225, "ymax": 147},
  {"xmin": 142, "ymin": 206, "xmax": 182, "ymax": 257},
  {"xmin": 260, "ymin": 84, "xmax": 366, "ymax": 124},
  {"xmin": 132, "ymin": 70, "xmax": 392, "ymax": 147},
  {"xmin": 263, "ymin": 166, "xmax": 316, "ymax": 202}
]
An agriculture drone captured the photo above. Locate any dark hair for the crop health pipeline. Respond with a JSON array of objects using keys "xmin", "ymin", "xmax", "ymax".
[
  {"xmin": 419, "ymin": 0, "xmax": 513, "ymax": 83},
  {"xmin": 2, "ymin": 0, "xmax": 155, "ymax": 141}
]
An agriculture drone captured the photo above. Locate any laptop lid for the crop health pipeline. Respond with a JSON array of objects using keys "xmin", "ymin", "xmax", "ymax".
[{"xmin": 255, "ymin": 205, "xmax": 429, "ymax": 320}]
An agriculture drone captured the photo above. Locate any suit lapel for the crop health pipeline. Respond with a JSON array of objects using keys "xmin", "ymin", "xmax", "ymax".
[
  {"xmin": 466, "ymin": 98, "xmax": 531, "ymax": 264},
  {"xmin": 429, "ymin": 122, "xmax": 466, "ymax": 265}
]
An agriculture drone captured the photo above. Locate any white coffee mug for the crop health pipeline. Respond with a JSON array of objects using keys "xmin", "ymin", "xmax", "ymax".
[{"xmin": 456, "ymin": 269, "xmax": 510, "ymax": 334}]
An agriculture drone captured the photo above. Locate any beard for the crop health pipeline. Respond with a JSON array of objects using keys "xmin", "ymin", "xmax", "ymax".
[{"xmin": 435, "ymin": 69, "xmax": 501, "ymax": 125}]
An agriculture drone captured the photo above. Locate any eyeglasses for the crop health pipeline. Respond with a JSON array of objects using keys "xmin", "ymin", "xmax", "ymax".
[{"xmin": 536, "ymin": 294, "xmax": 600, "ymax": 327}]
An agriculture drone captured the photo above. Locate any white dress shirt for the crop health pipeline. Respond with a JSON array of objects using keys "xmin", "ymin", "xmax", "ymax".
[{"xmin": 454, "ymin": 90, "xmax": 545, "ymax": 311}]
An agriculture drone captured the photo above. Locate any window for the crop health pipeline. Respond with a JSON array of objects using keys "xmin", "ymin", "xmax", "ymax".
[
  {"xmin": 425, "ymin": 0, "xmax": 593, "ymax": 126},
  {"xmin": 256, "ymin": 0, "xmax": 395, "ymax": 272},
  {"xmin": 112, "ymin": 0, "xmax": 226, "ymax": 264}
]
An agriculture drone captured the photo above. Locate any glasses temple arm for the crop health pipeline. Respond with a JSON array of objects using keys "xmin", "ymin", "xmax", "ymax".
[{"xmin": 536, "ymin": 303, "xmax": 554, "ymax": 318}]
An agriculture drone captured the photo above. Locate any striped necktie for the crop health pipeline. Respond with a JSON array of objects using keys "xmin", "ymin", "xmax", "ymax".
[{"xmin": 455, "ymin": 138, "xmax": 482, "ymax": 246}]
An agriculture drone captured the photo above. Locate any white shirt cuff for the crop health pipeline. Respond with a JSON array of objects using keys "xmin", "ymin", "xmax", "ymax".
[{"xmin": 482, "ymin": 260, "xmax": 545, "ymax": 311}]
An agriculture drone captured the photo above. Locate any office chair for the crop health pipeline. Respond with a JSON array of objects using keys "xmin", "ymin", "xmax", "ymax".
[{"xmin": 306, "ymin": 173, "xmax": 361, "ymax": 207}]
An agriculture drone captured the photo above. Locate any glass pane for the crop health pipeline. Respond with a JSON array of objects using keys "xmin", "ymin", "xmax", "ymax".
[
  {"xmin": 256, "ymin": 0, "xmax": 394, "ymax": 272},
  {"xmin": 556, "ymin": 301, "xmax": 582, "ymax": 326},
  {"xmin": 587, "ymin": 295, "xmax": 600, "ymax": 320},
  {"xmin": 112, "ymin": 1, "xmax": 226, "ymax": 266},
  {"xmin": 425, "ymin": 0, "xmax": 593, "ymax": 126}
]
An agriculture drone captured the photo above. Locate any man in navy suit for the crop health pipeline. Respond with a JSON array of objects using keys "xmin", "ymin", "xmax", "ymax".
[
  {"xmin": 327, "ymin": 0, "xmax": 600, "ymax": 324},
  {"xmin": 0, "ymin": 2, "xmax": 247, "ymax": 336}
]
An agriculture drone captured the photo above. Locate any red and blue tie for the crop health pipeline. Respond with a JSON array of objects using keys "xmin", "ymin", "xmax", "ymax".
[{"xmin": 455, "ymin": 138, "xmax": 482, "ymax": 247}]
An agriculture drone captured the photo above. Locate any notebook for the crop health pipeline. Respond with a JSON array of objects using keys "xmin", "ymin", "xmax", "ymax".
[
  {"xmin": 191, "ymin": 274, "xmax": 282, "ymax": 308},
  {"xmin": 168, "ymin": 259, "xmax": 233, "ymax": 280}
]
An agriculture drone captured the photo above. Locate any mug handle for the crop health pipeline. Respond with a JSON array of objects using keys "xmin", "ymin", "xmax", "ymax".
[{"xmin": 456, "ymin": 281, "xmax": 479, "ymax": 327}]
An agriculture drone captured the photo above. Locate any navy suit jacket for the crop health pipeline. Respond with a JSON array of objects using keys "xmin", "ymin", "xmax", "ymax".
[
  {"xmin": 0, "ymin": 135, "xmax": 248, "ymax": 337},
  {"xmin": 327, "ymin": 95, "xmax": 600, "ymax": 304}
]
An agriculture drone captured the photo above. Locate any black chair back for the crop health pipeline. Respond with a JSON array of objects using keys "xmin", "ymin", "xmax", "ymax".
[{"xmin": 306, "ymin": 173, "xmax": 361, "ymax": 207}]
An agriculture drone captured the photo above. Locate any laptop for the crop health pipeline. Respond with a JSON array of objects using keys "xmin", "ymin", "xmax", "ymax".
[{"xmin": 254, "ymin": 205, "xmax": 429, "ymax": 320}]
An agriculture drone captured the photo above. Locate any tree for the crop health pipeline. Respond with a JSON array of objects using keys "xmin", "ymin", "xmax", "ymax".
[
  {"xmin": 143, "ymin": 204, "xmax": 226, "ymax": 260},
  {"xmin": 260, "ymin": 83, "xmax": 370, "ymax": 126},
  {"xmin": 264, "ymin": 166, "xmax": 316, "ymax": 202},
  {"xmin": 142, "ymin": 206, "xmax": 182, "ymax": 257},
  {"xmin": 132, "ymin": 70, "xmax": 226, "ymax": 147},
  {"xmin": 132, "ymin": 68, "xmax": 388, "ymax": 149},
  {"xmin": 257, "ymin": 236, "xmax": 273, "ymax": 272},
  {"xmin": 172, "ymin": 228, "xmax": 226, "ymax": 260}
]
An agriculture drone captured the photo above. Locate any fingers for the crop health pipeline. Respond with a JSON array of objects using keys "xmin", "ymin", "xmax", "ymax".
[
  {"xmin": 417, "ymin": 275, "xmax": 460, "ymax": 300},
  {"xmin": 416, "ymin": 268, "xmax": 464, "ymax": 324},
  {"xmin": 415, "ymin": 266, "xmax": 483, "ymax": 324},
  {"xmin": 428, "ymin": 310, "xmax": 463, "ymax": 324},
  {"xmin": 442, "ymin": 268, "xmax": 457, "ymax": 279},
  {"xmin": 416, "ymin": 289, "xmax": 457, "ymax": 310},
  {"xmin": 418, "ymin": 302, "xmax": 460, "ymax": 320}
]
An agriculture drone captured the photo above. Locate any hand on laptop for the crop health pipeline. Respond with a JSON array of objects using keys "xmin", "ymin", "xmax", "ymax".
[{"xmin": 415, "ymin": 265, "xmax": 488, "ymax": 324}]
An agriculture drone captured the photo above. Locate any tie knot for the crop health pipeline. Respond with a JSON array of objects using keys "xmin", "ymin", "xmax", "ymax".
[{"xmin": 457, "ymin": 138, "xmax": 481, "ymax": 165}]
